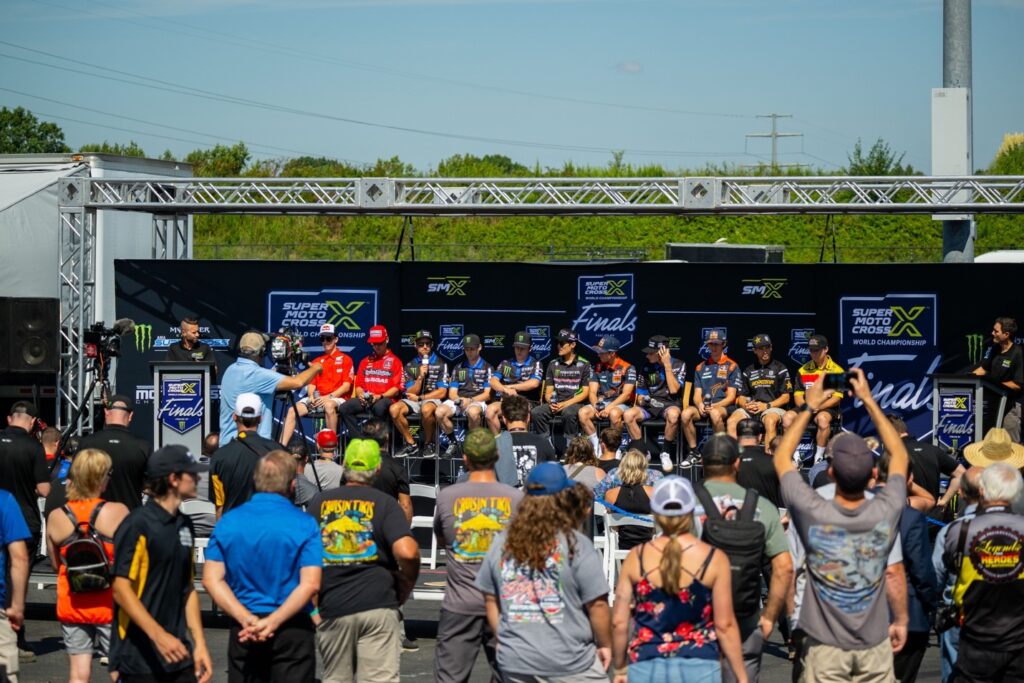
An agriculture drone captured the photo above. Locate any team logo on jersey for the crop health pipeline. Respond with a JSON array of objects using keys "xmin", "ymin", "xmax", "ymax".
[
  {"xmin": 741, "ymin": 278, "xmax": 787, "ymax": 299},
  {"xmin": 526, "ymin": 326, "xmax": 552, "ymax": 361},
  {"xmin": 267, "ymin": 289, "xmax": 378, "ymax": 353},
  {"xmin": 789, "ymin": 328, "xmax": 814, "ymax": 365},
  {"xmin": 438, "ymin": 324, "xmax": 465, "ymax": 361},
  {"xmin": 572, "ymin": 274, "xmax": 637, "ymax": 349},
  {"xmin": 698, "ymin": 327, "xmax": 728, "ymax": 360},
  {"xmin": 158, "ymin": 377, "xmax": 204, "ymax": 435},
  {"xmin": 427, "ymin": 276, "xmax": 470, "ymax": 296}
]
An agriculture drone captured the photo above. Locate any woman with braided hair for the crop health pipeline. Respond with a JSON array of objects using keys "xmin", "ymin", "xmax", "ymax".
[
  {"xmin": 474, "ymin": 462, "xmax": 613, "ymax": 681},
  {"xmin": 610, "ymin": 476, "xmax": 746, "ymax": 683}
]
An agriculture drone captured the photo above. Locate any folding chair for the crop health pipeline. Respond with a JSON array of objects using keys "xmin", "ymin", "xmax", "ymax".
[
  {"xmin": 604, "ymin": 511, "xmax": 654, "ymax": 594},
  {"xmin": 410, "ymin": 483, "xmax": 440, "ymax": 569}
]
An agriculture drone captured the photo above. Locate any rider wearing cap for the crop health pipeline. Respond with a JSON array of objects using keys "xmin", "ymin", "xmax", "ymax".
[
  {"xmin": 579, "ymin": 335, "xmax": 637, "ymax": 457},
  {"xmin": 436, "ymin": 334, "xmax": 494, "ymax": 457},
  {"xmin": 391, "ymin": 329, "xmax": 449, "ymax": 459},
  {"xmin": 782, "ymin": 334, "xmax": 844, "ymax": 465},
  {"xmin": 530, "ymin": 329, "xmax": 592, "ymax": 442},
  {"xmin": 727, "ymin": 333, "xmax": 791, "ymax": 448},
  {"xmin": 486, "ymin": 331, "xmax": 544, "ymax": 435},
  {"xmin": 337, "ymin": 325, "xmax": 405, "ymax": 441},
  {"xmin": 280, "ymin": 323, "xmax": 354, "ymax": 446},
  {"xmin": 681, "ymin": 329, "xmax": 741, "ymax": 467},
  {"xmin": 623, "ymin": 335, "xmax": 686, "ymax": 472}
]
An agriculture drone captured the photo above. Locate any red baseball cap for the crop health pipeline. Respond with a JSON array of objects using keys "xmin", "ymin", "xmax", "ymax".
[
  {"xmin": 368, "ymin": 325, "xmax": 388, "ymax": 344},
  {"xmin": 315, "ymin": 429, "xmax": 339, "ymax": 450}
]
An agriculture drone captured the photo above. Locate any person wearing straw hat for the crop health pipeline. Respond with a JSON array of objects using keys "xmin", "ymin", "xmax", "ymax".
[
  {"xmin": 941, "ymin": 458, "xmax": 1024, "ymax": 682},
  {"xmin": 610, "ymin": 476, "xmax": 747, "ymax": 683}
]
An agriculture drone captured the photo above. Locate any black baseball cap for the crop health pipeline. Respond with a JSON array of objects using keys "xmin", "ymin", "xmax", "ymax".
[
  {"xmin": 701, "ymin": 434, "xmax": 740, "ymax": 467},
  {"xmin": 807, "ymin": 334, "xmax": 829, "ymax": 351},
  {"xmin": 641, "ymin": 335, "xmax": 669, "ymax": 354},
  {"xmin": 752, "ymin": 334, "xmax": 772, "ymax": 348},
  {"xmin": 513, "ymin": 331, "xmax": 532, "ymax": 347},
  {"xmin": 146, "ymin": 444, "xmax": 209, "ymax": 478},
  {"xmin": 556, "ymin": 329, "xmax": 577, "ymax": 343},
  {"xmin": 8, "ymin": 401, "xmax": 37, "ymax": 418},
  {"xmin": 462, "ymin": 333, "xmax": 481, "ymax": 348},
  {"xmin": 106, "ymin": 394, "xmax": 134, "ymax": 412},
  {"xmin": 414, "ymin": 329, "xmax": 434, "ymax": 342}
]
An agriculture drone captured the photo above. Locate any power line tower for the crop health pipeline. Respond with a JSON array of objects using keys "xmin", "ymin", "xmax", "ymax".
[{"xmin": 746, "ymin": 114, "xmax": 803, "ymax": 170}]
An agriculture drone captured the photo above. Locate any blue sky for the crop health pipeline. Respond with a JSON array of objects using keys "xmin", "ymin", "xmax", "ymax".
[{"xmin": 2, "ymin": 0, "xmax": 1021, "ymax": 173}]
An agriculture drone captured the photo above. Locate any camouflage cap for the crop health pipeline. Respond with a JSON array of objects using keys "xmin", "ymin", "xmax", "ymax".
[{"xmin": 462, "ymin": 428, "xmax": 498, "ymax": 465}]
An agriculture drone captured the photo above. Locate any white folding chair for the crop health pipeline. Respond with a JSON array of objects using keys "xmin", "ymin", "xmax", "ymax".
[
  {"xmin": 604, "ymin": 511, "xmax": 655, "ymax": 593},
  {"xmin": 193, "ymin": 537, "xmax": 210, "ymax": 565},
  {"xmin": 591, "ymin": 501, "xmax": 608, "ymax": 556},
  {"xmin": 38, "ymin": 498, "xmax": 47, "ymax": 557},
  {"xmin": 180, "ymin": 499, "xmax": 216, "ymax": 520},
  {"xmin": 410, "ymin": 483, "xmax": 439, "ymax": 570}
]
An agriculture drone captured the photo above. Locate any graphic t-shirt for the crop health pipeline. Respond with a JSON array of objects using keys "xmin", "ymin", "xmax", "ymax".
[
  {"xmin": 693, "ymin": 355, "xmax": 742, "ymax": 403},
  {"xmin": 781, "ymin": 471, "xmax": 906, "ymax": 650},
  {"xmin": 450, "ymin": 358, "xmax": 493, "ymax": 398},
  {"xmin": 434, "ymin": 481, "xmax": 523, "ymax": 615},
  {"xmin": 475, "ymin": 531, "xmax": 609, "ymax": 676},
  {"xmin": 509, "ymin": 431, "xmax": 558, "ymax": 486},
  {"xmin": 404, "ymin": 353, "xmax": 449, "ymax": 397},
  {"xmin": 494, "ymin": 357, "xmax": 544, "ymax": 402},
  {"xmin": 307, "ymin": 486, "xmax": 413, "ymax": 619},
  {"xmin": 591, "ymin": 358, "xmax": 637, "ymax": 404},
  {"xmin": 636, "ymin": 358, "xmax": 686, "ymax": 402},
  {"xmin": 354, "ymin": 351, "xmax": 405, "ymax": 395},
  {"xmin": 310, "ymin": 348, "xmax": 355, "ymax": 398},
  {"xmin": 545, "ymin": 356, "xmax": 592, "ymax": 403}
]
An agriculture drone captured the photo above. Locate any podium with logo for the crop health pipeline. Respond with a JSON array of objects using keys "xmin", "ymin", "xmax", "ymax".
[
  {"xmin": 151, "ymin": 361, "xmax": 212, "ymax": 454},
  {"xmin": 928, "ymin": 373, "xmax": 1009, "ymax": 452}
]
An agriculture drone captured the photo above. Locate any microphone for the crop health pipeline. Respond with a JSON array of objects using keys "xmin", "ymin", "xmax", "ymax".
[{"xmin": 112, "ymin": 318, "xmax": 136, "ymax": 336}]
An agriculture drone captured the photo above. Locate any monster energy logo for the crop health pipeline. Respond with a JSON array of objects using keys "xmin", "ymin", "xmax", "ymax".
[
  {"xmin": 135, "ymin": 324, "xmax": 153, "ymax": 352},
  {"xmin": 966, "ymin": 334, "xmax": 986, "ymax": 365}
]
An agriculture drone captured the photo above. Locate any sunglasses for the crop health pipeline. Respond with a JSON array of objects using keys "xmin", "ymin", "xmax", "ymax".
[{"xmin": 416, "ymin": 341, "xmax": 432, "ymax": 348}]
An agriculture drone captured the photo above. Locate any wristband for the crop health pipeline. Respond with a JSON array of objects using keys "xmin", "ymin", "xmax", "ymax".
[
  {"xmin": 798, "ymin": 403, "xmax": 811, "ymax": 414},
  {"xmin": 309, "ymin": 607, "xmax": 319, "ymax": 617}
]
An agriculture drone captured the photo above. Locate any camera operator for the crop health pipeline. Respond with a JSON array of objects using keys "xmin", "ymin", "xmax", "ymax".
[
  {"xmin": 165, "ymin": 315, "xmax": 218, "ymax": 381},
  {"xmin": 219, "ymin": 331, "xmax": 322, "ymax": 444}
]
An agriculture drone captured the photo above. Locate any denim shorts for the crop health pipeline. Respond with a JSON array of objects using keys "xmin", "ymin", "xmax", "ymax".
[{"xmin": 628, "ymin": 656, "xmax": 720, "ymax": 683}]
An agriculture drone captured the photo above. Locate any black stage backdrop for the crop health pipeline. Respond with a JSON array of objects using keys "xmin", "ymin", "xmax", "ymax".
[{"xmin": 115, "ymin": 259, "xmax": 1022, "ymax": 444}]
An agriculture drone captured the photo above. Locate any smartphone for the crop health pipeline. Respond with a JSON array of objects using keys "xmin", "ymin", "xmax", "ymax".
[{"xmin": 821, "ymin": 372, "xmax": 856, "ymax": 392}]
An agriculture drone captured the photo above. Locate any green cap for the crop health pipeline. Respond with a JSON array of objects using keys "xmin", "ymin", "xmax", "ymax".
[
  {"xmin": 462, "ymin": 428, "xmax": 497, "ymax": 464},
  {"xmin": 343, "ymin": 438, "xmax": 381, "ymax": 472}
]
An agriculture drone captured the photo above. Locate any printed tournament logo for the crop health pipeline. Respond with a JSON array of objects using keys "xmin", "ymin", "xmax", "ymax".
[
  {"xmin": 526, "ymin": 325, "xmax": 552, "ymax": 361},
  {"xmin": 438, "ymin": 324, "xmax": 465, "ymax": 361},
  {"xmin": 698, "ymin": 327, "xmax": 727, "ymax": 360},
  {"xmin": 483, "ymin": 335, "xmax": 505, "ymax": 349},
  {"xmin": 936, "ymin": 389, "xmax": 974, "ymax": 450},
  {"xmin": 966, "ymin": 333, "xmax": 986, "ymax": 365},
  {"xmin": 841, "ymin": 294, "xmax": 936, "ymax": 348},
  {"xmin": 789, "ymin": 328, "xmax": 814, "ymax": 365},
  {"xmin": 741, "ymin": 278, "xmax": 787, "ymax": 299},
  {"xmin": 158, "ymin": 377, "xmax": 203, "ymax": 435},
  {"xmin": 572, "ymin": 273, "xmax": 637, "ymax": 349},
  {"xmin": 427, "ymin": 275, "xmax": 470, "ymax": 296},
  {"xmin": 267, "ymin": 288, "xmax": 378, "ymax": 353}
]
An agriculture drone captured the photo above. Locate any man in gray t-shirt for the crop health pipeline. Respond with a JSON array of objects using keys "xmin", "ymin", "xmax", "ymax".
[
  {"xmin": 433, "ymin": 429, "xmax": 523, "ymax": 682},
  {"xmin": 773, "ymin": 367, "xmax": 910, "ymax": 681}
]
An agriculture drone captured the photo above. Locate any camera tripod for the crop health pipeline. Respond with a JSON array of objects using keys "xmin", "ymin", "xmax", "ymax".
[
  {"xmin": 273, "ymin": 364, "xmax": 325, "ymax": 492},
  {"xmin": 56, "ymin": 353, "xmax": 114, "ymax": 467}
]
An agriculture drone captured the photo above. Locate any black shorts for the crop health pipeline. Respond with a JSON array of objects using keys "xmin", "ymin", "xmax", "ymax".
[{"xmin": 642, "ymin": 399, "xmax": 682, "ymax": 419}]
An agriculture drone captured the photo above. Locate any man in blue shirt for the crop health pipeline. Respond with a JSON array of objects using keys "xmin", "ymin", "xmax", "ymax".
[
  {"xmin": 0, "ymin": 488, "xmax": 30, "ymax": 679},
  {"xmin": 219, "ymin": 332, "xmax": 323, "ymax": 443},
  {"xmin": 203, "ymin": 450, "xmax": 322, "ymax": 683}
]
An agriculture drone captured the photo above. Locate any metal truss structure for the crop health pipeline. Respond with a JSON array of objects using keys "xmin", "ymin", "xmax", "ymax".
[{"xmin": 57, "ymin": 173, "xmax": 1024, "ymax": 428}]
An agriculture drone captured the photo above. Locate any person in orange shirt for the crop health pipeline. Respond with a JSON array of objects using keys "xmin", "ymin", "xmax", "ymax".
[
  {"xmin": 280, "ymin": 323, "xmax": 354, "ymax": 446},
  {"xmin": 46, "ymin": 448, "xmax": 129, "ymax": 683}
]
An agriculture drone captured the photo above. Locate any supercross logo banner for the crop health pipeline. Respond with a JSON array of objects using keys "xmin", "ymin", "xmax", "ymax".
[
  {"xmin": 426, "ymin": 276, "xmax": 470, "ymax": 296},
  {"xmin": 438, "ymin": 324, "xmax": 465, "ymax": 361},
  {"xmin": 741, "ymin": 278, "xmax": 787, "ymax": 299},
  {"xmin": 159, "ymin": 378, "xmax": 203, "ymax": 435},
  {"xmin": 526, "ymin": 325, "xmax": 552, "ymax": 360},
  {"xmin": 936, "ymin": 388, "xmax": 974, "ymax": 450},
  {"xmin": 839, "ymin": 293, "xmax": 940, "ymax": 434},
  {"xmin": 788, "ymin": 328, "xmax": 814, "ymax": 365},
  {"xmin": 267, "ymin": 289, "xmax": 378, "ymax": 353},
  {"xmin": 572, "ymin": 273, "xmax": 637, "ymax": 349}
]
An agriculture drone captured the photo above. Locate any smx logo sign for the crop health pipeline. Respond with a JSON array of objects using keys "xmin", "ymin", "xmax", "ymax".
[
  {"xmin": 268, "ymin": 289, "xmax": 378, "ymax": 353},
  {"xmin": 741, "ymin": 278, "xmax": 787, "ymax": 299},
  {"xmin": 840, "ymin": 294, "xmax": 936, "ymax": 348},
  {"xmin": 483, "ymin": 335, "xmax": 505, "ymax": 348},
  {"xmin": 427, "ymin": 276, "xmax": 470, "ymax": 296}
]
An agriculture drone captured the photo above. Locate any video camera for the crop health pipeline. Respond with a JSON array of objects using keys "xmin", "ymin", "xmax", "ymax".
[
  {"xmin": 269, "ymin": 326, "xmax": 308, "ymax": 374},
  {"xmin": 83, "ymin": 319, "xmax": 136, "ymax": 360}
]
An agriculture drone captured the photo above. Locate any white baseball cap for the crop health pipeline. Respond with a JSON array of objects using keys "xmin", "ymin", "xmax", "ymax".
[
  {"xmin": 650, "ymin": 476, "xmax": 696, "ymax": 516},
  {"xmin": 320, "ymin": 323, "xmax": 336, "ymax": 336},
  {"xmin": 234, "ymin": 392, "xmax": 262, "ymax": 417}
]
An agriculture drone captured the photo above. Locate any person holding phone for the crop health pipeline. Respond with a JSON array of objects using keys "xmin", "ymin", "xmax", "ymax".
[{"xmin": 782, "ymin": 334, "xmax": 845, "ymax": 466}]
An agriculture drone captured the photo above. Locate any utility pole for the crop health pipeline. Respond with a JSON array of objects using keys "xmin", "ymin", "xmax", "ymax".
[
  {"xmin": 939, "ymin": 0, "xmax": 974, "ymax": 261},
  {"xmin": 747, "ymin": 114, "xmax": 803, "ymax": 170}
]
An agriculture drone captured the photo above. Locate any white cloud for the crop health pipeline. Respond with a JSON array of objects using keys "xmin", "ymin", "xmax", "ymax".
[{"xmin": 617, "ymin": 61, "xmax": 643, "ymax": 75}]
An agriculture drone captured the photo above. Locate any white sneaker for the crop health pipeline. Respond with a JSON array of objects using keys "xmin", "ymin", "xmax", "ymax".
[{"xmin": 659, "ymin": 452, "xmax": 674, "ymax": 472}]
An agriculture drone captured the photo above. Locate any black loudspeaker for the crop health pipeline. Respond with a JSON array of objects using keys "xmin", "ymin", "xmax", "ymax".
[{"xmin": 7, "ymin": 298, "xmax": 59, "ymax": 373}]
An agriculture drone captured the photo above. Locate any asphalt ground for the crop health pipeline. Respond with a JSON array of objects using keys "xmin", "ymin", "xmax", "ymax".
[{"xmin": 19, "ymin": 563, "xmax": 942, "ymax": 682}]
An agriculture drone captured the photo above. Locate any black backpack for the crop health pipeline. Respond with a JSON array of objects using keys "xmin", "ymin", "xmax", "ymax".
[
  {"xmin": 694, "ymin": 485, "xmax": 765, "ymax": 619},
  {"xmin": 61, "ymin": 502, "xmax": 113, "ymax": 594}
]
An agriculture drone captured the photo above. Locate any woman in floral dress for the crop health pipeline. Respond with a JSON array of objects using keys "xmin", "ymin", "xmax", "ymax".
[{"xmin": 610, "ymin": 476, "xmax": 747, "ymax": 683}]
